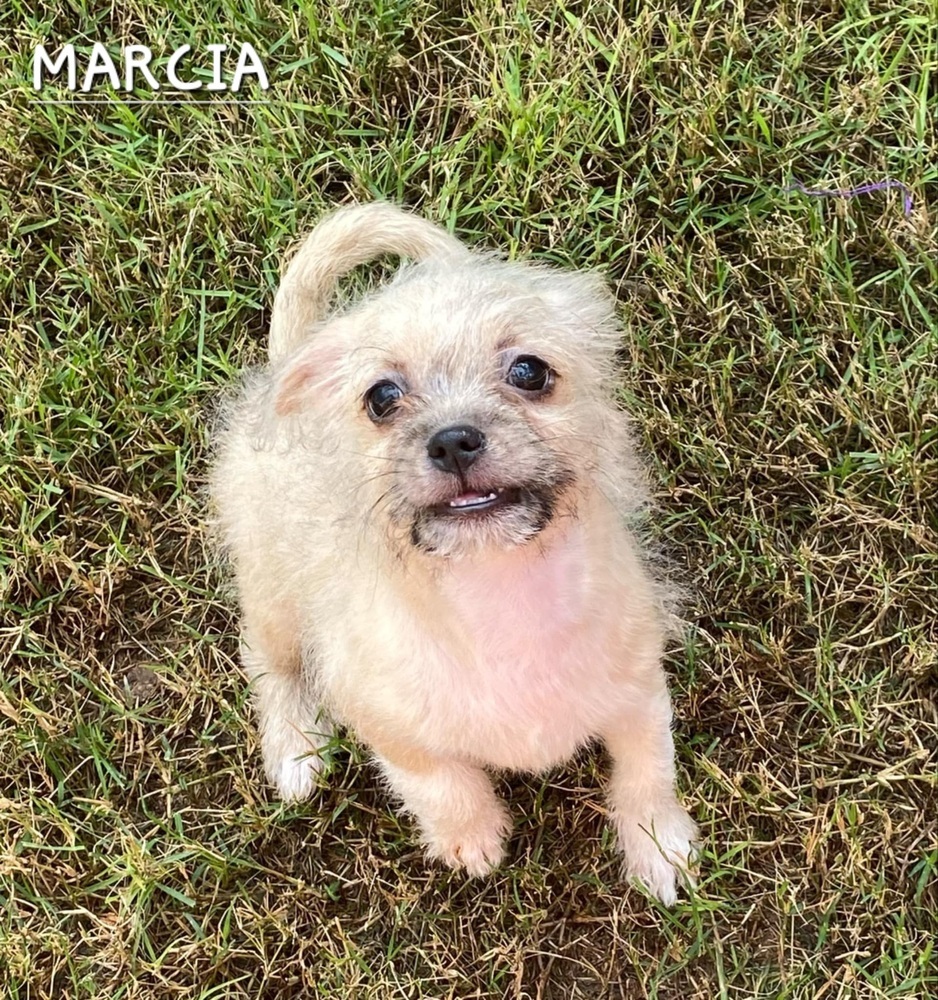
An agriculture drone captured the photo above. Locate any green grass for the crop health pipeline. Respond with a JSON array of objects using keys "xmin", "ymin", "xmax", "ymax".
[{"xmin": 1, "ymin": 1, "xmax": 936, "ymax": 997}]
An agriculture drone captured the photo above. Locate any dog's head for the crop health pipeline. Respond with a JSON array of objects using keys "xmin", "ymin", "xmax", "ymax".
[{"xmin": 270, "ymin": 247, "xmax": 629, "ymax": 559}]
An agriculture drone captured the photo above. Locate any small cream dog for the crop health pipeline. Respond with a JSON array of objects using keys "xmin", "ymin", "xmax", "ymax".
[{"xmin": 210, "ymin": 202, "xmax": 697, "ymax": 903}]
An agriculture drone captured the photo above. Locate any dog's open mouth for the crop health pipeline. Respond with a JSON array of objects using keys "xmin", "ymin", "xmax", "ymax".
[
  {"xmin": 432, "ymin": 487, "xmax": 522, "ymax": 516},
  {"xmin": 410, "ymin": 477, "xmax": 573, "ymax": 553}
]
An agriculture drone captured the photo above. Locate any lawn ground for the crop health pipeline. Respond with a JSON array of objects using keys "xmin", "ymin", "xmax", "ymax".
[{"xmin": 1, "ymin": 1, "xmax": 936, "ymax": 997}]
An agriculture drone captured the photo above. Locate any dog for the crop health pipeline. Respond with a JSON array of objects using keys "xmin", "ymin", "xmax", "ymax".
[{"xmin": 209, "ymin": 202, "xmax": 698, "ymax": 903}]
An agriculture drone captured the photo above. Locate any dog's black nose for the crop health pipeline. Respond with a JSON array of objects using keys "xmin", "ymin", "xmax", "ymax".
[{"xmin": 427, "ymin": 424, "xmax": 486, "ymax": 474}]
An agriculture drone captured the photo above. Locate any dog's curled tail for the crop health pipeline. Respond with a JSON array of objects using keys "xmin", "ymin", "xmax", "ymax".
[{"xmin": 268, "ymin": 201, "xmax": 467, "ymax": 362}]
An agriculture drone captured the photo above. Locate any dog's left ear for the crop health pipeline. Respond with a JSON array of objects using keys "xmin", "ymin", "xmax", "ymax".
[{"xmin": 271, "ymin": 329, "xmax": 347, "ymax": 416}]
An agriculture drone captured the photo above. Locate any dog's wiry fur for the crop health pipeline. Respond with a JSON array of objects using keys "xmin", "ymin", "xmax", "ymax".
[{"xmin": 210, "ymin": 202, "xmax": 698, "ymax": 903}]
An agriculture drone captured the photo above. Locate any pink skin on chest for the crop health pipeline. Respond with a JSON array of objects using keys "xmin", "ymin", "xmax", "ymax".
[
  {"xmin": 422, "ymin": 526, "xmax": 611, "ymax": 769},
  {"xmin": 441, "ymin": 527, "xmax": 591, "ymax": 656}
]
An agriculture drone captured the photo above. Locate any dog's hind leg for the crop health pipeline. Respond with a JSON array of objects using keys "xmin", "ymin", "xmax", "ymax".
[
  {"xmin": 375, "ymin": 748, "xmax": 511, "ymax": 877},
  {"xmin": 241, "ymin": 604, "xmax": 333, "ymax": 802}
]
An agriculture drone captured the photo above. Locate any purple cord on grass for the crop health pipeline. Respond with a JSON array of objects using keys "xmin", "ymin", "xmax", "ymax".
[{"xmin": 787, "ymin": 178, "xmax": 913, "ymax": 217}]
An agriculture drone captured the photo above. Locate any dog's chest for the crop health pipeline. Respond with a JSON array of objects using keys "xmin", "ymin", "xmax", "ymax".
[
  {"xmin": 415, "ymin": 532, "xmax": 618, "ymax": 768},
  {"xmin": 444, "ymin": 535, "xmax": 588, "ymax": 650}
]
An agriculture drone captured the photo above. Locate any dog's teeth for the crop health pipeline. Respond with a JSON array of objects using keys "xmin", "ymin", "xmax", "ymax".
[{"xmin": 448, "ymin": 491, "xmax": 498, "ymax": 508}]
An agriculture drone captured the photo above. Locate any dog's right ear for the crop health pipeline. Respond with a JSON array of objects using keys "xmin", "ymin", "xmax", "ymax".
[{"xmin": 271, "ymin": 329, "xmax": 347, "ymax": 416}]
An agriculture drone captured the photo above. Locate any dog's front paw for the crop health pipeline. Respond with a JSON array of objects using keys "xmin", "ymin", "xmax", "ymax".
[
  {"xmin": 262, "ymin": 728, "xmax": 328, "ymax": 803},
  {"xmin": 423, "ymin": 801, "xmax": 512, "ymax": 877},
  {"xmin": 267, "ymin": 752, "xmax": 323, "ymax": 802},
  {"xmin": 616, "ymin": 803, "xmax": 698, "ymax": 906}
]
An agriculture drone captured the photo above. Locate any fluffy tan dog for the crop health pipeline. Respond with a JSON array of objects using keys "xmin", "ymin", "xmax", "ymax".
[{"xmin": 210, "ymin": 202, "xmax": 697, "ymax": 903}]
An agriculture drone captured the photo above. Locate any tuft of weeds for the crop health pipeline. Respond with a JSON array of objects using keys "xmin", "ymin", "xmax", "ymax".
[{"xmin": 1, "ymin": 1, "xmax": 936, "ymax": 997}]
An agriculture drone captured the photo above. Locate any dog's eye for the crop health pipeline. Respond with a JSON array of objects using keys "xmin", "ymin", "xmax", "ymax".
[
  {"xmin": 506, "ymin": 355, "xmax": 554, "ymax": 393},
  {"xmin": 365, "ymin": 380, "xmax": 404, "ymax": 422}
]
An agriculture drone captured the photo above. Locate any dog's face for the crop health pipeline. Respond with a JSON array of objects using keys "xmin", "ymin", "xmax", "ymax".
[
  {"xmin": 357, "ymin": 328, "xmax": 578, "ymax": 558},
  {"xmin": 273, "ymin": 263, "xmax": 620, "ymax": 558}
]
